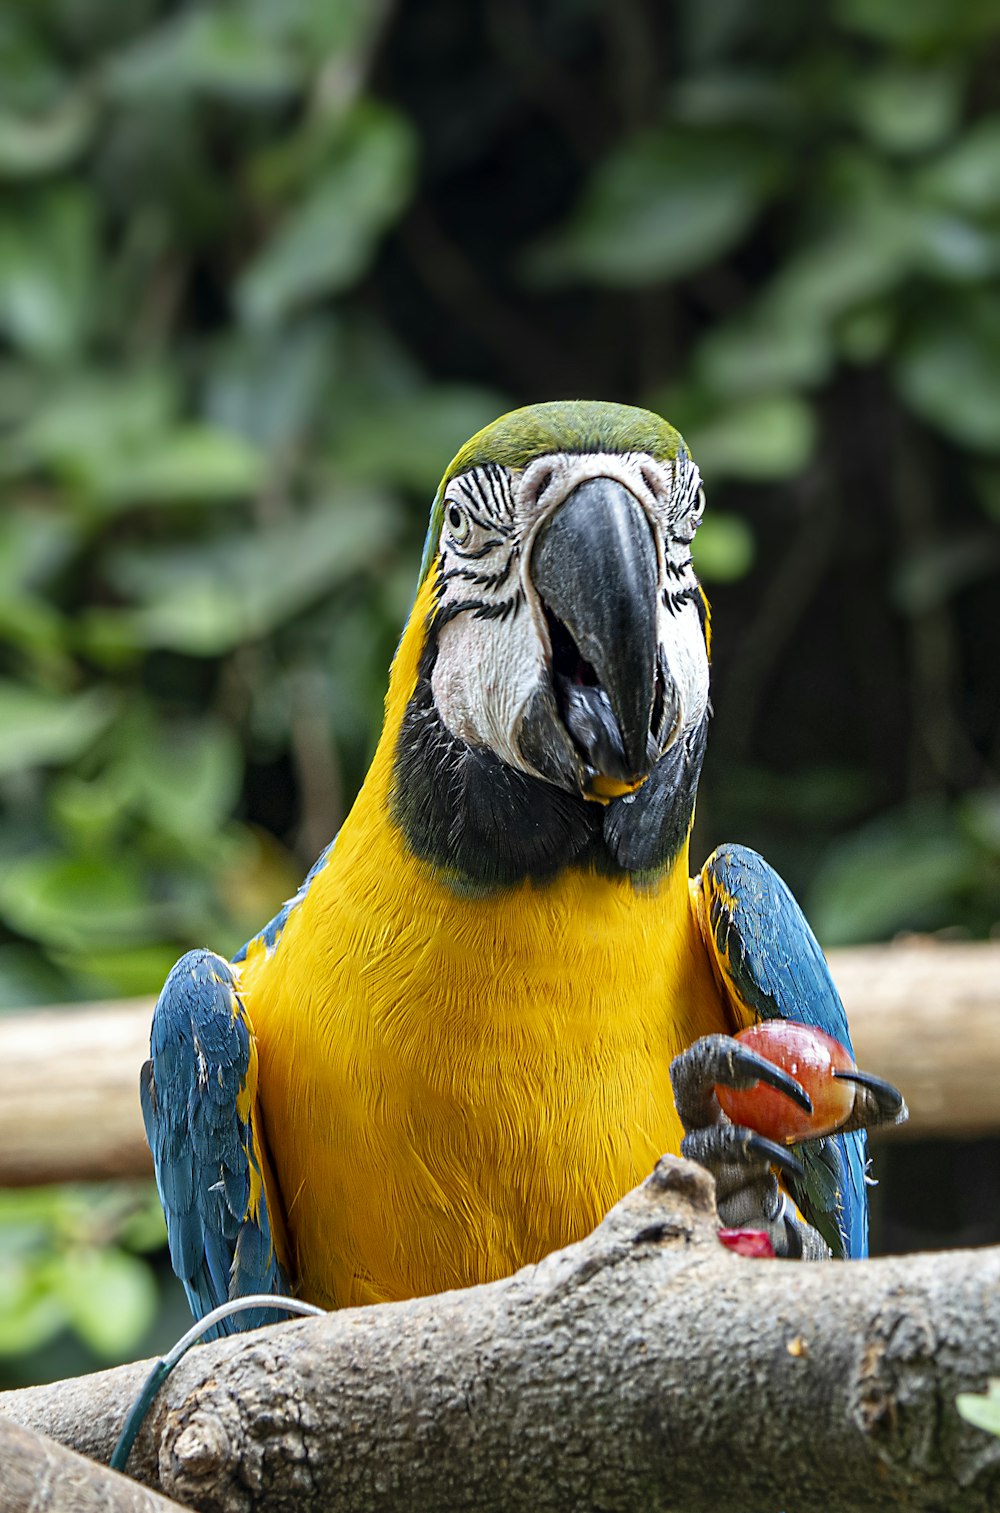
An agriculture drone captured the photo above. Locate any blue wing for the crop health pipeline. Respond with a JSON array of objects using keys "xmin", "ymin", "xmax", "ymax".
[
  {"xmin": 696, "ymin": 844, "xmax": 869, "ymax": 1259},
  {"xmin": 140, "ymin": 949, "xmax": 290, "ymax": 1336}
]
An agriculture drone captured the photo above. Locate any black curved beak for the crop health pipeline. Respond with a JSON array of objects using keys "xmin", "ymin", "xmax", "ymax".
[{"xmin": 526, "ymin": 476, "xmax": 674, "ymax": 799}]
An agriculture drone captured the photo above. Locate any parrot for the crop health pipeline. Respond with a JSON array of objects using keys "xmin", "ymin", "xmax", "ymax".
[{"xmin": 140, "ymin": 399, "xmax": 904, "ymax": 1335}]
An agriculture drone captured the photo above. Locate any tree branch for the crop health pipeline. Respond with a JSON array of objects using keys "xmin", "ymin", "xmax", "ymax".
[
  {"xmin": 3, "ymin": 1158, "xmax": 999, "ymax": 1512},
  {"xmin": 0, "ymin": 998, "xmax": 151, "ymax": 1185},
  {"xmin": 0, "ymin": 1417, "xmax": 191, "ymax": 1513},
  {"xmin": 2, "ymin": 937, "xmax": 998, "ymax": 1186}
]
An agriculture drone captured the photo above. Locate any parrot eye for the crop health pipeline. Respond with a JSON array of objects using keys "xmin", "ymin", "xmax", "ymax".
[
  {"xmin": 693, "ymin": 485, "xmax": 706, "ymax": 523},
  {"xmin": 445, "ymin": 501, "xmax": 472, "ymax": 545}
]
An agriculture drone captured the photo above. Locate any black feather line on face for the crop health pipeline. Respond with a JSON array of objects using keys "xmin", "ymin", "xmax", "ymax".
[
  {"xmin": 449, "ymin": 536, "xmax": 505, "ymax": 560},
  {"xmin": 433, "ymin": 589, "xmax": 523, "ymax": 631},
  {"xmin": 439, "ymin": 550, "xmax": 518, "ymax": 592},
  {"xmin": 453, "ymin": 471, "xmax": 515, "ymax": 533},
  {"xmin": 390, "ymin": 627, "xmax": 708, "ymax": 891},
  {"xmin": 661, "ymin": 584, "xmax": 701, "ymax": 615}
]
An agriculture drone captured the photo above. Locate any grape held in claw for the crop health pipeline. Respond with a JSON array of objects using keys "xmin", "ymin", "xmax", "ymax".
[{"xmin": 715, "ymin": 1021, "xmax": 856, "ymax": 1145}]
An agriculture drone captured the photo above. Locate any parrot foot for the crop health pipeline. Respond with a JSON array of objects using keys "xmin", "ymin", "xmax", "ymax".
[
  {"xmin": 670, "ymin": 1034, "xmax": 831, "ymax": 1260},
  {"xmin": 678, "ymin": 1120, "xmax": 831, "ymax": 1260},
  {"xmin": 670, "ymin": 1033, "xmax": 813, "ymax": 1131}
]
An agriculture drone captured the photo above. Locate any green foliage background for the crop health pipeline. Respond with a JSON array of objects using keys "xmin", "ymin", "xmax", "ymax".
[{"xmin": 3, "ymin": 0, "xmax": 1000, "ymax": 1383}]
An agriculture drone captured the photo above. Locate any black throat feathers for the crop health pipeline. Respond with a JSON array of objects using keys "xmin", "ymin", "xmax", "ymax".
[{"xmin": 390, "ymin": 633, "xmax": 708, "ymax": 891}]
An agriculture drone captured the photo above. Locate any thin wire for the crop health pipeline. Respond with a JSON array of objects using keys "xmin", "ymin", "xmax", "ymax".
[{"xmin": 110, "ymin": 1294, "xmax": 325, "ymax": 1474}]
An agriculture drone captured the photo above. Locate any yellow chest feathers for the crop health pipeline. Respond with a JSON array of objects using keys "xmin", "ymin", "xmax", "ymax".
[{"xmin": 237, "ymin": 800, "xmax": 727, "ymax": 1309}]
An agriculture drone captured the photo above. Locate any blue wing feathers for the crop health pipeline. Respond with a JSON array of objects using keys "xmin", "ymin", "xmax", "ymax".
[
  {"xmin": 142, "ymin": 949, "xmax": 289, "ymax": 1336},
  {"xmin": 702, "ymin": 844, "xmax": 869, "ymax": 1260},
  {"xmin": 148, "ymin": 829, "xmax": 336, "ymax": 1333}
]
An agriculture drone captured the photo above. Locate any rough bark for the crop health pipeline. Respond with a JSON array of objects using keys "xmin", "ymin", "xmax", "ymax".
[
  {"xmin": 0, "ymin": 1417, "xmax": 191, "ymax": 1513},
  {"xmin": 2, "ymin": 938, "xmax": 997, "ymax": 1186},
  {"xmin": 3, "ymin": 1158, "xmax": 998, "ymax": 1513}
]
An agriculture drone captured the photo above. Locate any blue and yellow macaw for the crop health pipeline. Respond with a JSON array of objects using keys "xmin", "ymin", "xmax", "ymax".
[{"xmin": 141, "ymin": 400, "xmax": 903, "ymax": 1333}]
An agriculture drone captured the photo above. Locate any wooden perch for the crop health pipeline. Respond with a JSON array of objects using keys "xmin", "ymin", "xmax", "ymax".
[
  {"xmin": 0, "ymin": 997, "xmax": 152, "ymax": 1186},
  {"xmin": 829, "ymin": 939, "xmax": 1000, "ymax": 1138},
  {"xmin": 0, "ymin": 1417, "xmax": 191, "ymax": 1513},
  {"xmin": 2, "ymin": 1158, "xmax": 999, "ymax": 1512},
  {"xmin": 1, "ymin": 937, "xmax": 998, "ymax": 1187}
]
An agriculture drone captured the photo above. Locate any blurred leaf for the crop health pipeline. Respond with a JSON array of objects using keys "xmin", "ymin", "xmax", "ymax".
[
  {"xmin": 910, "ymin": 210, "xmax": 998, "ymax": 283},
  {"xmin": 332, "ymin": 385, "xmax": 509, "ymax": 493},
  {"xmin": 691, "ymin": 512, "xmax": 755, "ymax": 581},
  {"xmin": 237, "ymin": 106, "xmax": 416, "ymax": 325},
  {"xmin": 4, "ymin": 367, "xmax": 259, "ymax": 509},
  {"xmin": 107, "ymin": 11, "xmax": 303, "ymax": 102},
  {"xmin": 0, "ymin": 507, "xmax": 78, "ymax": 666},
  {"xmin": 918, "ymin": 117, "xmax": 1000, "ymax": 215},
  {"xmin": 768, "ymin": 197, "xmax": 913, "ymax": 327},
  {"xmin": 957, "ymin": 1381, "xmax": 1000, "ymax": 1439},
  {"xmin": 0, "ymin": 93, "xmax": 95, "ymax": 178},
  {"xmin": 670, "ymin": 71, "xmax": 796, "ymax": 129},
  {"xmin": 3, "ymin": 369, "xmax": 176, "ymax": 479},
  {"xmin": 0, "ymin": 683, "xmax": 114, "ymax": 775},
  {"xmin": 85, "ymin": 426, "xmax": 264, "ymax": 509},
  {"xmin": 836, "ymin": 0, "xmax": 1000, "ymax": 46},
  {"xmin": 0, "ymin": 507, "xmax": 78, "ymax": 592},
  {"xmin": 204, "ymin": 319, "xmax": 338, "ymax": 449},
  {"xmin": 59, "ymin": 943, "xmax": 185, "ymax": 999},
  {"xmin": 99, "ymin": 492, "xmax": 398, "ymax": 654},
  {"xmin": 0, "ymin": 1184, "xmax": 165, "ymax": 1365},
  {"xmin": 851, "ymin": 64, "xmax": 963, "ymax": 155},
  {"xmin": 46, "ymin": 704, "xmax": 244, "ymax": 861},
  {"xmin": 896, "ymin": 297, "xmax": 1000, "ymax": 449},
  {"xmin": 0, "ymin": 1262, "xmax": 65, "ymax": 1355},
  {"xmin": 49, "ymin": 772, "xmax": 130, "ymax": 850},
  {"xmin": 119, "ymin": 715, "xmax": 243, "ymax": 844},
  {"xmin": 694, "ymin": 309, "xmax": 832, "ymax": 396},
  {"xmin": 241, "ymin": 0, "xmax": 387, "ymax": 58},
  {"xmin": 958, "ymin": 790, "xmax": 1000, "ymax": 859},
  {"xmin": 808, "ymin": 803, "xmax": 977, "ymax": 945},
  {"xmin": 0, "ymin": 1188, "xmax": 73, "ymax": 1244},
  {"xmin": 0, "ymin": 943, "xmax": 70, "ymax": 1010},
  {"xmin": 56, "ymin": 1246, "xmax": 157, "ymax": 1359},
  {"xmin": 686, "ymin": 395, "xmax": 816, "ymax": 480},
  {"xmin": 0, "ymin": 853, "xmax": 175, "ymax": 952},
  {"xmin": 525, "ymin": 128, "xmax": 781, "ymax": 287},
  {"xmin": 0, "ymin": 188, "xmax": 96, "ymax": 361},
  {"xmin": 838, "ymin": 304, "xmax": 896, "ymax": 364},
  {"xmin": 116, "ymin": 1187, "xmax": 169, "ymax": 1254}
]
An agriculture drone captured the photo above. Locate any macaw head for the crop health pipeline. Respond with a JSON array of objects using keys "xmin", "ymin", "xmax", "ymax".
[{"xmin": 390, "ymin": 400, "xmax": 712, "ymax": 887}]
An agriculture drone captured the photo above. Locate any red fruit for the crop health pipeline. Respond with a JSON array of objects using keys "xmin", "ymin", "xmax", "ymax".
[{"xmin": 715, "ymin": 1021, "xmax": 856, "ymax": 1145}]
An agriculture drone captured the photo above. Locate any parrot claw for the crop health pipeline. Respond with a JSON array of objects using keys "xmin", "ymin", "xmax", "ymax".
[
  {"xmin": 744, "ymin": 1132, "xmax": 805, "ymax": 1181},
  {"xmin": 670, "ymin": 1033, "xmax": 831, "ymax": 1261},
  {"xmin": 681, "ymin": 1123, "xmax": 805, "ymax": 1184},
  {"xmin": 669, "ymin": 1032, "xmax": 811, "ymax": 1132},
  {"xmin": 832, "ymin": 1068, "xmax": 908, "ymax": 1133},
  {"xmin": 679, "ymin": 1121, "xmax": 829, "ymax": 1260}
]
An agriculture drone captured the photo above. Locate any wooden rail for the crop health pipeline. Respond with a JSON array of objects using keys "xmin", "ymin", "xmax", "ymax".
[{"xmin": 0, "ymin": 938, "xmax": 997, "ymax": 1186}]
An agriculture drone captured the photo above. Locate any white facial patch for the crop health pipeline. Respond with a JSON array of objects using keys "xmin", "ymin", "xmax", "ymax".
[{"xmin": 429, "ymin": 449, "xmax": 710, "ymax": 775}]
